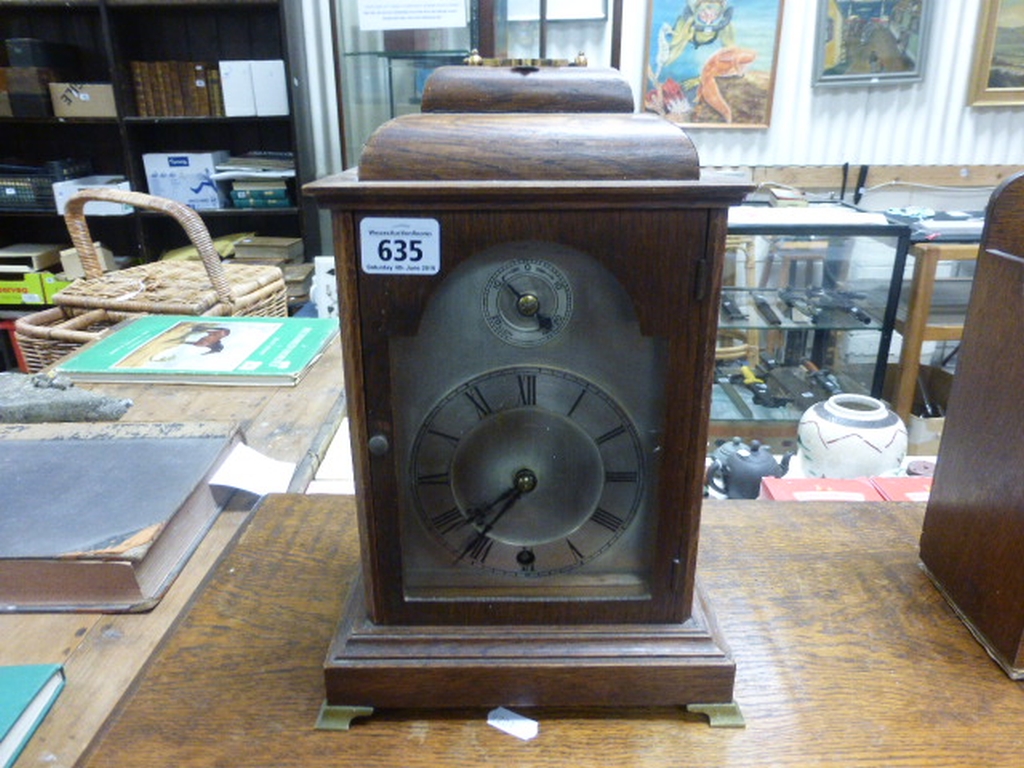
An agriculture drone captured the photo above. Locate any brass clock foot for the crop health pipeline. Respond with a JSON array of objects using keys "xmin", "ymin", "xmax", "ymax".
[
  {"xmin": 315, "ymin": 702, "xmax": 375, "ymax": 731},
  {"xmin": 686, "ymin": 702, "xmax": 745, "ymax": 728}
]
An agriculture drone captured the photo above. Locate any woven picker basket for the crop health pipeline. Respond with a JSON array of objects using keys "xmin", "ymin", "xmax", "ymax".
[{"xmin": 15, "ymin": 188, "xmax": 288, "ymax": 372}]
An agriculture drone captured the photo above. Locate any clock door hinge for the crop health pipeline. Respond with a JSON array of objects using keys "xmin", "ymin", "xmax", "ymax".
[{"xmin": 693, "ymin": 257, "xmax": 710, "ymax": 302}]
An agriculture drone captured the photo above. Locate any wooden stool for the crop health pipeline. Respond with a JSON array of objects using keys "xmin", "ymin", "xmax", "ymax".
[
  {"xmin": 716, "ymin": 235, "xmax": 759, "ymax": 362},
  {"xmin": 892, "ymin": 242, "xmax": 978, "ymax": 421},
  {"xmin": 759, "ymin": 238, "xmax": 828, "ymax": 288}
]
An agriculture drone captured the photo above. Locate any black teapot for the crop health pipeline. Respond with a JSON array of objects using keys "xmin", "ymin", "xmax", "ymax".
[{"xmin": 706, "ymin": 440, "xmax": 792, "ymax": 499}]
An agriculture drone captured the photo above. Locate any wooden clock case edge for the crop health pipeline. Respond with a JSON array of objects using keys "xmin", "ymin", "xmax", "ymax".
[{"xmin": 323, "ymin": 573, "xmax": 736, "ymax": 709}]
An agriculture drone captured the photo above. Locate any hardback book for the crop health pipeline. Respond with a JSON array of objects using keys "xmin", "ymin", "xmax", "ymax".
[
  {"xmin": 229, "ymin": 186, "xmax": 290, "ymax": 200},
  {"xmin": 0, "ymin": 664, "xmax": 65, "ymax": 768},
  {"xmin": 231, "ymin": 178, "xmax": 289, "ymax": 191},
  {"xmin": 55, "ymin": 315, "xmax": 337, "ymax": 386},
  {"xmin": 229, "ymin": 195, "xmax": 292, "ymax": 209},
  {"xmin": 0, "ymin": 422, "xmax": 242, "ymax": 612},
  {"xmin": 233, "ymin": 235, "xmax": 303, "ymax": 262}
]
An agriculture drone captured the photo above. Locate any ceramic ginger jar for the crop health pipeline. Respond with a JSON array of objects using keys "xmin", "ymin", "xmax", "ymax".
[{"xmin": 797, "ymin": 394, "xmax": 907, "ymax": 479}]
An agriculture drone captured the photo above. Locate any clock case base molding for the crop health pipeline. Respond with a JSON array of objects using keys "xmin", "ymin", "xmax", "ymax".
[{"xmin": 324, "ymin": 577, "xmax": 736, "ymax": 710}]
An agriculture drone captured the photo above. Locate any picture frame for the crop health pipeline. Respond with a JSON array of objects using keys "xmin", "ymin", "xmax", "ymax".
[
  {"xmin": 812, "ymin": 1, "xmax": 931, "ymax": 86},
  {"xmin": 969, "ymin": 0, "xmax": 1024, "ymax": 106},
  {"xmin": 643, "ymin": 0, "xmax": 785, "ymax": 128}
]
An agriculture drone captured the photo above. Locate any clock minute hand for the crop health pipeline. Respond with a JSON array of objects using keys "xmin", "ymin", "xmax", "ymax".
[
  {"xmin": 458, "ymin": 469, "xmax": 537, "ymax": 562},
  {"xmin": 464, "ymin": 485, "xmax": 519, "ymax": 526},
  {"xmin": 457, "ymin": 486, "xmax": 525, "ymax": 563}
]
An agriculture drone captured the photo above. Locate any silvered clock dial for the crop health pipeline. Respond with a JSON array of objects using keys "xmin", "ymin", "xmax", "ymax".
[
  {"xmin": 411, "ymin": 365, "xmax": 644, "ymax": 577},
  {"xmin": 481, "ymin": 258, "xmax": 573, "ymax": 346}
]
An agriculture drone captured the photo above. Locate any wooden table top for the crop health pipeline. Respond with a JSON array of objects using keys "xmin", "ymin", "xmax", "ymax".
[
  {"xmin": 3, "ymin": 338, "xmax": 346, "ymax": 768},
  {"xmin": 75, "ymin": 493, "xmax": 1024, "ymax": 768}
]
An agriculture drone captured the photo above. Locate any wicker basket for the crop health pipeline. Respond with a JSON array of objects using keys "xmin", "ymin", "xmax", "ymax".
[
  {"xmin": 15, "ymin": 188, "xmax": 289, "ymax": 372},
  {"xmin": 15, "ymin": 308, "xmax": 139, "ymax": 373}
]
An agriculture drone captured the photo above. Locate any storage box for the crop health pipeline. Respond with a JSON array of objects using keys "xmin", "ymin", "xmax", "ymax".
[
  {"xmin": 142, "ymin": 151, "xmax": 229, "ymax": 210},
  {"xmin": 49, "ymin": 83, "xmax": 117, "ymax": 118},
  {"xmin": 759, "ymin": 476, "xmax": 885, "ymax": 502},
  {"xmin": 250, "ymin": 60, "xmax": 288, "ymax": 116},
  {"xmin": 218, "ymin": 60, "xmax": 256, "ymax": 117},
  {"xmin": 0, "ymin": 272, "xmax": 45, "ymax": 305},
  {"xmin": 883, "ymin": 364, "xmax": 952, "ymax": 455},
  {"xmin": 52, "ymin": 175, "xmax": 132, "ymax": 215},
  {"xmin": 869, "ymin": 476, "xmax": 932, "ymax": 502},
  {"xmin": 59, "ymin": 242, "xmax": 115, "ymax": 280},
  {"xmin": 41, "ymin": 271, "xmax": 74, "ymax": 302},
  {"xmin": 0, "ymin": 244, "xmax": 62, "ymax": 274}
]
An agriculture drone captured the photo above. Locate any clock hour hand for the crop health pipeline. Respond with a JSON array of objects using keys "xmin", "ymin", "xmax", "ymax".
[
  {"xmin": 504, "ymin": 281, "xmax": 554, "ymax": 332},
  {"xmin": 464, "ymin": 485, "xmax": 519, "ymax": 526},
  {"xmin": 458, "ymin": 469, "xmax": 537, "ymax": 561}
]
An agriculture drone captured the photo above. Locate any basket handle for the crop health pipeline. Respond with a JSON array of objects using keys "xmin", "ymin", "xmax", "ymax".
[{"xmin": 63, "ymin": 188, "xmax": 235, "ymax": 307}]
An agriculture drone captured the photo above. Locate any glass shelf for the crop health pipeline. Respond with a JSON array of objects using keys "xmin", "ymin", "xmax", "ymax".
[{"xmin": 716, "ymin": 205, "xmax": 912, "ymax": 433}]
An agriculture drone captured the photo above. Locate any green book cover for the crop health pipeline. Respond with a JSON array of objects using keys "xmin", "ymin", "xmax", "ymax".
[
  {"xmin": 0, "ymin": 664, "xmax": 65, "ymax": 768},
  {"xmin": 56, "ymin": 315, "xmax": 338, "ymax": 386}
]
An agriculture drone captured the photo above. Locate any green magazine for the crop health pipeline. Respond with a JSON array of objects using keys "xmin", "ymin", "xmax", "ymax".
[{"xmin": 56, "ymin": 315, "xmax": 338, "ymax": 386}]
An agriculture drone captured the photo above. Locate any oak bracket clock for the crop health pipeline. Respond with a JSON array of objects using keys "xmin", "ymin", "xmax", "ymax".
[{"xmin": 305, "ymin": 64, "xmax": 751, "ymax": 720}]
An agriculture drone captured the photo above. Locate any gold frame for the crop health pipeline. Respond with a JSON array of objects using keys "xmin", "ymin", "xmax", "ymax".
[{"xmin": 969, "ymin": 0, "xmax": 1024, "ymax": 106}]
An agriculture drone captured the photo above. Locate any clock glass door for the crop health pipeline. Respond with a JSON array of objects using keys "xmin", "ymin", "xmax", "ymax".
[{"xmin": 390, "ymin": 238, "xmax": 668, "ymax": 602}]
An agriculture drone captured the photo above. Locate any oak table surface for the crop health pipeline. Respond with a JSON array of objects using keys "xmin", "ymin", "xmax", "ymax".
[
  {"xmin": 3, "ymin": 338, "xmax": 345, "ymax": 768},
  {"xmin": 76, "ymin": 493, "xmax": 1024, "ymax": 768}
]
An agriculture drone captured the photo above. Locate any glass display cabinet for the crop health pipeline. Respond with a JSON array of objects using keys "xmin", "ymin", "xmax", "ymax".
[
  {"xmin": 714, "ymin": 204, "xmax": 912, "ymax": 437},
  {"xmin": 331, "ymin": 0, "xmax": 622, "ymax": 166}
]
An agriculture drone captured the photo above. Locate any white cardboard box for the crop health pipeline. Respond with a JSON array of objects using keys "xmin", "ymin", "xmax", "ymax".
[
  {"xmin": 250, "ymin": 60, "xmax": 289, "ymax": 116},
  {"xmin": 52, "ymin": 175, "xmax": 132, "ymax": 216},
  {"xmin": 142, "ymin": 151, "xmax": 229, "ymax": 210},
  {"xmin": 60, "ymin": 242, "xmax": 117, "ymax": 279},
  {"xmin": 218, "ymin": 60, "xmax": 256, "ymax": 117}
]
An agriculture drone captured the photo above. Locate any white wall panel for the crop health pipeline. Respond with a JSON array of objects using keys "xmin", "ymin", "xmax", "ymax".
[{"xmin": 301, "ymin": 1, "xmax": 1023, "ymax": 174}]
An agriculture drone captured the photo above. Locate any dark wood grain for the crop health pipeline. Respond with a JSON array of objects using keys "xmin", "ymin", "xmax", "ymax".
[
  {"xmin": 920, "ymin": 171, "xmax": 1024, "ymax": 674},
  {"xmin": 80, "ymin": 495, "xmax": 1024, "ymax": 768},
  {"xmin": 357, "ymin": 113, "xmax": 699, "ymax": 181},
  {"xmin": 312, "ymin": 199, "xmax": 737, "ymax": 627},
  {"xmin": 420, "ymin": 66, "xmax": 635, "ymax": 114}
]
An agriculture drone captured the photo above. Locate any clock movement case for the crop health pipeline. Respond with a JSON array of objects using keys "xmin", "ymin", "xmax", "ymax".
[{"xmin": 306, "ymin": 70, "xmax": 751, "ymax": 711}]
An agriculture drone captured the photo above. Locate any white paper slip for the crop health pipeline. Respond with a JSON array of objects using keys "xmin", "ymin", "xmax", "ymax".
[
  {"xmin": 210, "ymin": 442, "xmax": 296, "ymax": 495},
  {"xmin": 487, "ymin": 707, "xmax": 538, "ymax": 741}
]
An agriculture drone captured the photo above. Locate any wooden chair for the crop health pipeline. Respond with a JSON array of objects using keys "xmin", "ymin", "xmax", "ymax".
[{"xmin": 892, "ymin": 242, "xmax": 979, "ymax": 421}]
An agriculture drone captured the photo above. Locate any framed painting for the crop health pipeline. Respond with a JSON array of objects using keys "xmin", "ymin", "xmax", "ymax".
[
  {"xmin": 643, "ymin": 0, "xmax": 785, "ymax": 128},
  {"xmin": 812, "ymin": 1, "xmax": 931, "ymax": 86},
  {"xmin": 969, "ymin": 0, "xmax": 1024, "ymax": 105}
]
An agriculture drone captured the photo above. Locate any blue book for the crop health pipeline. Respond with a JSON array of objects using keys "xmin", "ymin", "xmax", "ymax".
[{"xmin": 0, "ymin": 664, "xmax": 65, "ymax": 768}]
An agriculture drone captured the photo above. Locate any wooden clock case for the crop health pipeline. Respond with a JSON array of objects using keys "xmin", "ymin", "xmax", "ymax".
[
  {"xmin": 919, "ymin": 171, "xmax": 1024, "ymax": 677},
  {"xmin": 305, "ymin": 66, "xmax": 751, "ymax": 711}
]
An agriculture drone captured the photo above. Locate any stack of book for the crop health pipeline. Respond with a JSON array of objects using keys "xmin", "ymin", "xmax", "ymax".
[
  {"xmin": 233, "ymin": 236, "xmax": 303, "ymax": 266},
  {"xmin": 228, "ymin": 178, "xmax": 292, "ymax": 209},
  {"xmin": 213, "ymin": 153, "xmax": 295, "ymax": 209},
  {"xmin": 129, "ymin": 61, "xmax": 223, "ymax": 117},
  {"xmin": 232, "ymin": 235, "xmax": 309, "ymax": 306}
]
